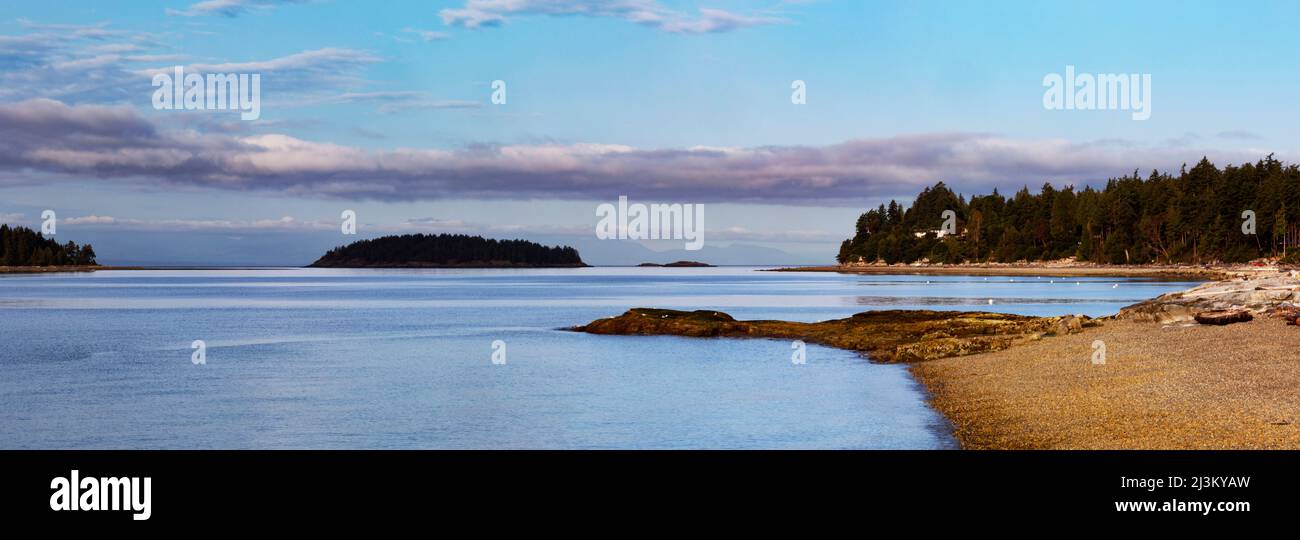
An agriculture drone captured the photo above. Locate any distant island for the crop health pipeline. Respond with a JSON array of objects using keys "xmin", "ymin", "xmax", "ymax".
[
  {"xmin": 0, "ymin": 224, "xmax": 98, "ymax": 271},
  {"xmin": 636, "ymin": 261, "xmax": 714, "ymax": 267},
  {"xmin": 309, "ymin": 233, "xmax": 587, "ymax": 268}
]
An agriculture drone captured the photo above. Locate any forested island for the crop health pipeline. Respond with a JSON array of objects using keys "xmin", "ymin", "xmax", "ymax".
[
  {"xmin": 837, "ymin": 156, "xmax": 1300, "ymax": 266},
  {"xmin": 0, "ymin": 225, "xmax": 97, "ymax": 267},
  {"xmin": 309, "ymin": 233, "xmax": 587, "ymax": 268}
]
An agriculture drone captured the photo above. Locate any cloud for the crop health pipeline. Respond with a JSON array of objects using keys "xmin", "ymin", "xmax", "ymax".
[
  {"xmin": 440, "ymin": 0, "xmax": 786, "ymax": 34},
  {"xmin": 152, "ymin": 47, "xmax": 380, "ymax": 75},
  {"xmin": 303, "ymin": 91, "xmax": 481, "ymax": 113},
  {"xmin": 0, "ymin": 99, "xmax": 1286, "ymax": 206},
  {"xmin": 137, "ymin": 48, "xmax": 383, "ymax": 95},
  {"xmin": 61, "ymin": 215, "xmax": 120, "ymax": 225},
  {"xmin": 0, "ymin": 23, "xmax": 166, "ymax": 103},
  {"xmin": 16, "ymin": 19, "xmax": 127, "ymax": 40},
  {"xmin": 1217, "ymin": 130, "xmax": 1262, "ymax": 141},
  {"xmin": 1, "ymin": 23, "xmax": 459, "ymax": 118},
  {"xmin": 49, "ymin": 211, "xmax": 838, "ymax": 245},
  {"xmin": 0, "ymin": 33, "xmax": 60, "ymax": 70},
  {"xmin": 0, "ymin": 212, "xmax": 24, "ymax": 224},
  {"xmin": 60, "ymin": 214, "xmax": 330, "ymax": 231},
  {"xmin": 0, "ymin": 20, "xmax": 388, "ymax": 107},
  {"xmin": 402, "ymin": 28, "xmax": 451, "ymax": 42},
  {"xmin": 166, "ymin": 0, "xmax": 306, "ymax": 17}
]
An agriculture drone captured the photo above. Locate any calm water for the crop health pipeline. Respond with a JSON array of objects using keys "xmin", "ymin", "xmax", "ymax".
[{"xmin": 0, "ymin": 267, "xmax": 1199, "ymax": 449}]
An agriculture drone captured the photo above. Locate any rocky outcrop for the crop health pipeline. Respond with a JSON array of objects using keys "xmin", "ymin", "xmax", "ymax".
[
  {"xmin": 1117, "ymin": 272, "xmax": 1300, "ymax": 324},
  {"xmin": 1193, "ymin": 310, "xmax": 1254, "ymax": 325},
  {"xmin": 572, "ymin": 308, "xmax": 1094, "ymax": 363},
  {"xmin": 637, "ymin": 261, "xmax": 715, "ymax": 267}
]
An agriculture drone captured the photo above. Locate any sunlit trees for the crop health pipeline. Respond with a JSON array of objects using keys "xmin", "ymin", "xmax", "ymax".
[{"xmin": 836, "ymin": 156, "xmax": 1300, "ymax": 265}]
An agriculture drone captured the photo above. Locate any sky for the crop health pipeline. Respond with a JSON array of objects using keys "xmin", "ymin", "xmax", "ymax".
[{"xmin": 2, "ymin": 0, "xmax": 1299, "ymax": 265}]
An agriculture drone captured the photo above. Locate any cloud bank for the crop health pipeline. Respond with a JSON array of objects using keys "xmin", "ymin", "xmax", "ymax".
[
  {"xmin": 166, "ymin": 0, "xmax": 307, "ymax": 18},
  {"xmin": 440, "ymin": 0, "xmax": 786, "ymax": 34},
  {"xmin": 1, "ymin": 99, "xmax": 1280, "ymax": 206}
]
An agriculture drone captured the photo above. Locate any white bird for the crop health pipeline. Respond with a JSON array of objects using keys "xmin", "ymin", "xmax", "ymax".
[
  {"xmin": 1112, "ymin": 284, "xmax": 1119, "ymax": 288},
  {"xmin": 988, "ymin": 299, "xmax": 994, "ymax": 305}
]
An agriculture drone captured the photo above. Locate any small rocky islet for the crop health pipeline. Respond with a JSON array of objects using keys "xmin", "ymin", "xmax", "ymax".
[
  {"xmin": 572, "ymin": 307, "xmax": 1094, "ymax": 363},
  {"xmin": 572, "ymin": 270, "xmax": 1300, "ymax": 363}
]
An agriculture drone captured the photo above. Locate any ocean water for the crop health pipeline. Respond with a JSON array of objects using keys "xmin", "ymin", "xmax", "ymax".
[{"xmin": 0, "ymin": 267, "xmax": 1199, "ymax": 449}]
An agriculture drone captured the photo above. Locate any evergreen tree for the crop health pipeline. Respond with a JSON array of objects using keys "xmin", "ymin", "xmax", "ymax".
[
  {"xmin": 837, "ymin": 156, "xmax": 1300, "ymax": 265},
  {"xmin": 0, "ymin": 225, "xmax": 98, "ymax": 267}
]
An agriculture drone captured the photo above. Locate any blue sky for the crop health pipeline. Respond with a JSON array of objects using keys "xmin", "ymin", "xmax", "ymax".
[{"xmin": 2, "ymin": 0, "xmax": 1298, "ymax": 265}]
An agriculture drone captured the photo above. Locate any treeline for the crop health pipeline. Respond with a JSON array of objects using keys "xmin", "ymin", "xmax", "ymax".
[
  {"xmin": 0, "ymin": 225, "xmax": 97, "ymax": 266},
  {"xmin": 310, "ymin": 233, "xmax": 586, "ymax": 267},
  {"xmin": 837, "ymin": 155, "xmax": 1300, "ymax": 265}
]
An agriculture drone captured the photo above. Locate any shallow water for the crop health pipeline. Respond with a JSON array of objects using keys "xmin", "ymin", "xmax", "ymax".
[{"xmin": 0, "ymin": 267, "xmax": 1198, "ymax": 449}]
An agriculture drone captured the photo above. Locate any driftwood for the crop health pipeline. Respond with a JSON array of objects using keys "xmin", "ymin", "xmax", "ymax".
[{"xmin": 1194, "ymin": 309, "xmax": 1254, "ymax": 326}]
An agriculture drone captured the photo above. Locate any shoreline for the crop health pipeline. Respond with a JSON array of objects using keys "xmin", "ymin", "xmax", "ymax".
[
  {"xmin": 0, "ymin": 265, "xmax": 128, "ymax": 274},
  {"xmin": 768, "ymin": 263, "xmax": 1254, "ymax": 280},
  {"xmin": 575, "ymin": 269, "xmax": 1300, "ymax": 449}
]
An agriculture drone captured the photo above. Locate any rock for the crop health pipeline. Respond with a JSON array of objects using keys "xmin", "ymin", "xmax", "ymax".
[
  {"xmin": 1053, "ymin": 315, "xmax": 1085, "ymax": 335},
  {"xmin": 1117, "ymin": 301, "xmax": 1197, "ymax": 324},
  {"xmin": 1118, "ymin": 272, "xmax": 1300, "ymax": 323},
  {"xmin": 573, "ymin": 308, "xmax": 1091, "ymax": 363},
  {"xmin": 1250, "ymin": 289, "xmax": 1295, "ymax": 303},
  {"xmin": 1269, "ymin": 307, "xmax": 1300, "ymax": 325},
  {"xmin": 1194, "ymin": 309, "xmax": 1253, "ymax": 325}
]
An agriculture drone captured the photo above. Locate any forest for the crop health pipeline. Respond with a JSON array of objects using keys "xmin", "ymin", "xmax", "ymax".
[
  {"xmin": 310, "ymin": 233, "xmax": 587, "ymax": 268},
  {"xmin": 837, "ymin": 155, "xmax": 1300, "ymax": 265},
  {"xmin": 0, "ymin": 225, "xmax": 98, "ymax": 266}
]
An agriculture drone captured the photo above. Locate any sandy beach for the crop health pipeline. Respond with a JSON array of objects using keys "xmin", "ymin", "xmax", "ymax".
[{"xmin": 912, "ymin": 317, "xmax": 1300, "ymax": 449}]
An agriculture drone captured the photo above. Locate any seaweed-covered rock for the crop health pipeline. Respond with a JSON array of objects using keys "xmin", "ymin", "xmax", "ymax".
[{"xmin": 573, "ymin": 308, "xmax": 1092, "ymax": 363}]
